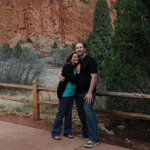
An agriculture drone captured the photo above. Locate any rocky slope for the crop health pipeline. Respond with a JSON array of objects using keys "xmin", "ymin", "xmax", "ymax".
[
  {"xmin": 0, "ymin": 0, "xmax": 97, "ymax": 48},
  {"xmin": 0, "ymin": 0, "xmax": 115, "ymax": 53}
]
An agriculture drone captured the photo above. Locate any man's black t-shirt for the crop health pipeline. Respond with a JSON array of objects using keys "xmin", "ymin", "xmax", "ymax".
[{"xmin": 77, "ymin": 55, "xmax": 97, "ymax": 93}]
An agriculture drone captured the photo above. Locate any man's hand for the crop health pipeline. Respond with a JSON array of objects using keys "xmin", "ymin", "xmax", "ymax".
[
  {"xmin": 84, "ymin": 73, "xmax": 97, "ymax": 104},
  {"xmin": 84, "ymin": 92, "xmax": 93, "ymax": 104},
  {"xmin": 58, "ymin": 72, "xmax": 65, "ymax": 81}
]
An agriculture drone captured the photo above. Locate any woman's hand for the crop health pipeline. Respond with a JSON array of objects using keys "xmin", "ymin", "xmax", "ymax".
[{"xmin": 76, "ymin": 64, "xmax": 80, "ymax": 74}]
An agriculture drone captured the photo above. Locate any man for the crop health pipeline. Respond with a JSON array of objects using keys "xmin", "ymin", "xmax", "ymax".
[
  {"xmin": 59, "ymin": 42, "xmax": 100, "ymax": 148},
  {"xmin": 75, "ymin": 42, "xmax": 100, "ymax": 148}
]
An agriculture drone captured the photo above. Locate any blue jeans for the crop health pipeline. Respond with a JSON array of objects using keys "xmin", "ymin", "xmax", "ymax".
[
  {"xmin": 75, "ymin": 91, "xmax": 100, "ymax": 142},
  {"xmin": 51, "ymin": 96, "xmax": 74, "ymax": 137}
]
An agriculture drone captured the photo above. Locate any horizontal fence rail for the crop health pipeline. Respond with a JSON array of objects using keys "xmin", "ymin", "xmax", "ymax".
[
  {"xmin": 96, "ymin": 90, "xmax": 150, "ymax": 100},
  {"xmin": 0, "ymin": 83, "xmax": 33, "ymax": 104},
  {"xmin": 0, "ymin": 79, "xmax": 150, "ymax": 121},
  {"xmin": 99, "ymin": 110, "xmax": 150, "ymax": 121},
  {"xmin": 0, "ymin": 95, "xmax": 32, "ymax": 104},
  {"xmin": 0, "ymin": 83, "xmax": 33, "ymax": 90},
  {"xmin": 96, "ymin": 90, "xmax": 150, "ymax": 121},
  {"xmin": 38, "ymin": 87, "xmax": 57, "ymax": 92}
]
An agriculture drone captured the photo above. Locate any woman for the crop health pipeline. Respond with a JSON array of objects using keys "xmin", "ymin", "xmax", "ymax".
[{"xmin": 51, "ymin": 52, "xmax": 80, "ymax": 140}]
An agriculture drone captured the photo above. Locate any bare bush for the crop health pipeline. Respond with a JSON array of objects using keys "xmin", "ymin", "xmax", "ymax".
[
  {"xmin": 0, "ymin": 44, "xmax": 45, "ymax": 85},
  {"xmin": 49, "ymin": 47, "xmax": 73, "ymax": 67}
]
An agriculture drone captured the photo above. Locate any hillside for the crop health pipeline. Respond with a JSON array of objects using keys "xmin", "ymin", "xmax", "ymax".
[{"xmin": 0, "ymin": 0, "xmax": 97, "ymax": 48}]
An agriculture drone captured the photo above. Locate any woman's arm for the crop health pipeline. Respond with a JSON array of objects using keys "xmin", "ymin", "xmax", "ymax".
[{"xmin": 62, "ymin": 64, "xmax": 78, "ymax": 83}]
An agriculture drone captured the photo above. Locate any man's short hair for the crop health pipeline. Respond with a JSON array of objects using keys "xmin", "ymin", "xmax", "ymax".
[{"xmin": 76, "ymin": 42, "xmax": 86, "ymax": 48}]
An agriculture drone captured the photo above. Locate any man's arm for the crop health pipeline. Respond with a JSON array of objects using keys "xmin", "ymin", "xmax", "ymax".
[{"xmin": 85, "ymin": 73, "xmax": 97, "ymax": 103}]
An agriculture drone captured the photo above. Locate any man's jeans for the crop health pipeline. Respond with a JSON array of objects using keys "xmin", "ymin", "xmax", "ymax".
[
  {"xmin": 51, "ymin": 96, "xmax": 74, "ymax": 136},
  {"xmin": 75, "ymin": 91, "xmax": 100, "ymax": 142}
]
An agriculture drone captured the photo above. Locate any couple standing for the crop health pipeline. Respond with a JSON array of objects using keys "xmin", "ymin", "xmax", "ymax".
[{"xmin": 51, "ymin": 42, "xmax": 100, "ymax": 148}]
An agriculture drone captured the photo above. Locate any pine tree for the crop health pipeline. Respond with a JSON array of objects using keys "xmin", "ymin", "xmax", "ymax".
[
  {"xmin": 51, "ymin": 41, "xmax": 58, "ymax": 49},
  {"xmin": 86, "ymin": 0, "xmax": 112, "ymax": 72},
  {"xmin": 105, "ymin": 0, "xmax": 150, "ymax": 115},
  {"xmin": 107, "ymin": 0, "xmax": 150, "ymax": 92}
]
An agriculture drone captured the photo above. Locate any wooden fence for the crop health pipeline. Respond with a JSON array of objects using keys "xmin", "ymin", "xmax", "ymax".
[{"xmin": 0, "ymin": 79, "xmax": 150, "ymax": 121}]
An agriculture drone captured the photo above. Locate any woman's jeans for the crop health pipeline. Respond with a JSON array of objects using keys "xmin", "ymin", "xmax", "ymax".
[
  {"xmin": 75, "ymin": 91, "xmax": 100, "ymax": 142},
  {"xmin": 51, "ymin": 96, "xmax": 74, "ymax": 136}
]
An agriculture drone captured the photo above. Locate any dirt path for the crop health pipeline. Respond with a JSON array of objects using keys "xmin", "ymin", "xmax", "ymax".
[{"xmin": 0, "ymin": 112, "xmax": 150, "ymax": 150}]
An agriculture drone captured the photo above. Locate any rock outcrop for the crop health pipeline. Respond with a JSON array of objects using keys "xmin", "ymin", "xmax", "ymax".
[
  {"xmin": 107, "ymin": 0, "xmax": 116, "ymax": 27},
  {"xmin": 0, "ymin": 0, "xmax": 97, "ymax": 49},
  {"xmin": 0, "ymin": 0, "xmax": 116, "ymax": 54}
]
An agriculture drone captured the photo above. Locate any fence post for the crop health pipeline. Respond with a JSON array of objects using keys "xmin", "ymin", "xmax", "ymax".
[{"xmin": 32, "ymin": 79, "xmax": 40, "ymax": 120}]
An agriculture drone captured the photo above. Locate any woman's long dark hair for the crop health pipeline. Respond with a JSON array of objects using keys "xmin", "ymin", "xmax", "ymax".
[{"xmin": 63, "ymin": 52, "xmax": 79, "ymax": 67}]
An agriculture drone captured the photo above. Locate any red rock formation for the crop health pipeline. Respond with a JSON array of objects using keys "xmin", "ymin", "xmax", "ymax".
[
  {"xmin": 0, "ymin": 0, "xmax": 97, "ymax": 49},
  {"xmin": 0, "ymin": 0, "xmax": 116, "ymax": 52},
  {"xmin": 106, "ymin": 0, "xmax": 116, "ymax": 27}
]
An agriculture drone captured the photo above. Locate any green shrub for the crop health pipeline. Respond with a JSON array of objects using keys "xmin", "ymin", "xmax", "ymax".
[
  {"xmin": 104, "ymin": 0, "xmax": 150, "ymax": 128},
  {"xmin": 86, "ymin": 0, "xmax": 113, "ymax": 89},
  {"xmin": 51, "ymin": 41, "xmax": 58, "ymax": 49}
]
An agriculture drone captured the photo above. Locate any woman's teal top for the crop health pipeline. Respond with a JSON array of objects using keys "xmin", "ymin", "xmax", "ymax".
[{"xmin": 62, "ymin": 69, "xmax": 77, "ymax": 97}]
